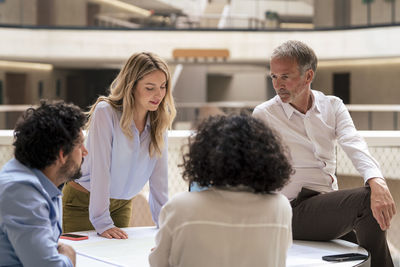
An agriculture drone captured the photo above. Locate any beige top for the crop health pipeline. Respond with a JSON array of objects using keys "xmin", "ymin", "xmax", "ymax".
[{"xmin": 149, "ymin": 188, "xmax": 292, "ymax": 267}]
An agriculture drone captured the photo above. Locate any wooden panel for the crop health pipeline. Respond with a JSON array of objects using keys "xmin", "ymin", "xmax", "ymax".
[{"xmin": 172, "ymin": 49, "xmax": 230, "ymax": 59}]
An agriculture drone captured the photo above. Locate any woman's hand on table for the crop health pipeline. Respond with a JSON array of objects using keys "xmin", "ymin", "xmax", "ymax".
[{"xmin": 100, "ymin": 227, "xmax": 128, "ymax": 239}]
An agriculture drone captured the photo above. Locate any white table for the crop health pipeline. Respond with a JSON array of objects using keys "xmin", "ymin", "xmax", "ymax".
[
  {"xmin": 287, "ymin": 239, "xmax": 369, "ymax": 267},
  {"xmin": 61, "ymin": 227, "xmax": 369, "ymax": 267},
  {"xmin": 62, "ymin": 227, "xmax": 157, "ymax": 267}
]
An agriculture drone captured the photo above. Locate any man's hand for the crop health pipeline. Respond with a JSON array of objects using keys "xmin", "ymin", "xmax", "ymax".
[
  {"xmin": 58, "ymin": 243, "xmax": 76, "ymax": 267},
  {"xmin": 368, "ymin": 177, "xmax": 396, "ymax": 231},
  {"xmin": 100, "ymin": 227, "xmax": 128, "ymax": 239}
]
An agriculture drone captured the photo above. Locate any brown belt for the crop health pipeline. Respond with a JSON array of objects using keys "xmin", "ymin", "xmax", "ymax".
[{"xmin": 68, "ymin": 181, "xmax": 89, "ymax": 194}]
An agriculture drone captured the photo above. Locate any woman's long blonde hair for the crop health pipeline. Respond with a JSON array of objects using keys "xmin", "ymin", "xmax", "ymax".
[{"xmin": 87, "ymin": 52, "xmax": 176, "ymax": 157}]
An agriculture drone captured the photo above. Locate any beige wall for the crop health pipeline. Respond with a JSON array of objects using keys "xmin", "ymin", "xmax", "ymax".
[
  {"xmin": 54, "ymin": 0, "xmax": 87, "ymax": 27},
  {"xmin": 315, "ymin": 0, "xmax": 398, "ymax": 27},
  {"xmin": 0, "ymin": 0, "xmax": 36, "ymax": 25},
  {"xmin": 350, "ymin": 0, "xmax": 396, "ymax": 26},
  {"xmin": 350, "ymin": 0, "xmax": 368, "ymax": 26},
  {"xmin": 218, "ymin": 72, "xmax": 266, "ymax": 101},
  {"xmin": 174, "ymin": 65, "xmax": 267, "ymax": 103},
  {"xmin": 174, "ymin": 65, "xmax": 207, "ymax": 103},
  {"xmin": 230, "ymin": 0, "xmax": 313, "ymax": 21},
  {"xmin": 313, "ymin": 0, "xmax": 334, "ymax": 28},
  {"xmin": 173, "ymin": 65, "xmax": 207, "ymax": 123},
  {"xmin": 0, "ymin": 0, "xmax": 87, "ymax": 27},
  {"xmin": 370, "ymin": 0, "xmax": 393, "ymax": 25},
  {"xmin": 4, "ymin": 26, "xmax": 400, "ymax": 65},
  {"xmin": 230, "ymin": 72, "xmax": 267, "ymax": 101}
]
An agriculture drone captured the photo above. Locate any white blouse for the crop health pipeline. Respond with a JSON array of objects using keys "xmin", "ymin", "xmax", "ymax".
[
  {"xmin": 149, "ymin": 188, "xmax": 292, "ymax": 267},
  {"xmin": 77, "ymin": 101, "xmax": 168, "ymax": 234}
]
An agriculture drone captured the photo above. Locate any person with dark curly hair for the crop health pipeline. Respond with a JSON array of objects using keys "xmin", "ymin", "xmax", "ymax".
[
  {"xmin": 0, "ymin": 100, "xmax": 87, "ymax": 267},
  {"xmin": 149, "ymin": 114, "xmax": 293, "ymax": 267}
]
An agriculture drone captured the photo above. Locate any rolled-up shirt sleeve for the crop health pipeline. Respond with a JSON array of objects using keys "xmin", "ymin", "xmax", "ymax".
[
  {"xmin": 0, "ymin": 183, "xmax": 72, "ymax": 267},
  {"xmin": 87, "ymin": 103, "xmax": 115, "ymax": 234},
  {"xmin": 335, "ymin": 99, "xmax": 383, "ymax": 182},
  {"xmin": 148, "ymin": 133, "xmax": 169, "ymax": 226}
]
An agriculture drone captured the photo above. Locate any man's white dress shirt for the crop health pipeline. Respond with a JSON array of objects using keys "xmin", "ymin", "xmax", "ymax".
[{"xmin": 253, "ymin": 90, "xmax": 382, "ymax": 200}]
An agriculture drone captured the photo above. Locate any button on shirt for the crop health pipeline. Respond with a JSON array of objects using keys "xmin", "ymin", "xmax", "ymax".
[
  {"xmin": 76, "ymin": 101, "xmax": 168, "ymax": 234},
  {"xmin": 0, "ymin": 158, "xmax": 72, "ymax": 267},
  {"xmin": 253, "ymin": 90, "xmax": 382, "ymax": 200}
]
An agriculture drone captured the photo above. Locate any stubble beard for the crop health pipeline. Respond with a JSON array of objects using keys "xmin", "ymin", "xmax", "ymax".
[{"xmin": 59, "ymin": 157, "xmax": 84, "ymax": 183}]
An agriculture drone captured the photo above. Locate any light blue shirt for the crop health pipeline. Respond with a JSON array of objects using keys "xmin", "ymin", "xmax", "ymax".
[
  {"xmin": 190, "ymin": 182, "xmax": 208, "ymax": 192},
  {"xmin": 77, "ymin": 101, "xmax": 168, "ymax": 234},
  {"xmin": 0, "ymin": 158, "xmax": 72, "ymax": 267}
]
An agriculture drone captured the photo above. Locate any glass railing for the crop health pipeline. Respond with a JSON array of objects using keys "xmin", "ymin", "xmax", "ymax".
[
  {"xmin": 0, "ymin": 104, "xmax": 398, "ymax": 131},
  {"xmin": 174, "ymin": 102, "xmax": 400, "ymax": 131}
]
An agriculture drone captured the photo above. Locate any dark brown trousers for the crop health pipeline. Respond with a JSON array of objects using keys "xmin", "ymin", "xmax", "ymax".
[{"xmin": 291, "ymin": 187, "xmax": 393, "ymax": 267}]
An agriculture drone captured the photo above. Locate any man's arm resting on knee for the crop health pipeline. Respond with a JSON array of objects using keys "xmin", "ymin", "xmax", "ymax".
[{"xmin": 367, "ymin": 177, "xmax": 396, "ymax": 231}]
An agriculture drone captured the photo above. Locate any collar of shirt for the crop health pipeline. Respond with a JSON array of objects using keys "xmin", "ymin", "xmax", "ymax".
[
  {"xmin": 277, "ymin": 89, "xmax": 321, "ymax": 119},
  {"xmin": 31, "ymin": 168, "xmax": 62, "ymax": 200},
  {"xmin": 133, "ymin": 113, "xmax": 151, "ymax": 132}
]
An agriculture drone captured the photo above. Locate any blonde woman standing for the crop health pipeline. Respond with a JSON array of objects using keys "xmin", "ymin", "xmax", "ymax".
[{"xmin": 62, "ymin": 52, "xmax": 176, "ymax": 239}]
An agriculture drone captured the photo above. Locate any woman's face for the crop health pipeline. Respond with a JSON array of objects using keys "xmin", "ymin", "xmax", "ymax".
[{"xmin": 133, "ymin": 70, "xmax": 167, "ymax": 113}]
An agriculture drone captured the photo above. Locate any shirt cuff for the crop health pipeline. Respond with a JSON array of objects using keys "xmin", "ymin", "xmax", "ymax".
[
  {"xmin": 91, "ymin": 215, "xmax": 115, "ymax": 234},
  {"xmin": 363, "ymin": 169, "xmax": 384, "ymax": 184}
]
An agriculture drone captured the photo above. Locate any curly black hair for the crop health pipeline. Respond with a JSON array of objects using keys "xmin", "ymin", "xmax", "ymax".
[
  {"xmin": 13, "ymin": 100, "xmax": 86, "ymax": 170},
  {"xmin": 182, "ymin": 114, "xmax": 293, "ymax": 194}
]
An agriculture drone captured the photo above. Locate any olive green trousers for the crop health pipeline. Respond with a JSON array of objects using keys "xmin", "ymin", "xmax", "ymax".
[{"xmin": 62, "ymin": 182, "xmax": 133, "ymax": 233}]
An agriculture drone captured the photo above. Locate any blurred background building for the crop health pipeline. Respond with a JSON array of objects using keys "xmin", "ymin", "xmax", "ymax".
[
  {"xmin": 0, "ymin": 0, "xmax": 400, "ymax": 129},
  {"xmin": 0, "ymin": 0, "xmax": 399, "ymax": 264}
]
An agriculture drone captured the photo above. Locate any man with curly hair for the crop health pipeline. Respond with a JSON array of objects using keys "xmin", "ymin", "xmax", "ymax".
[
  {"xmin": 149, "ymin": 114, "xmax": 293, "ymax": 267},
  {"xmin": 0, "ymin": 100, "xmax": 88, "ymax": 267},
  {"xmin": 253, "ymin": 40, "xmax": 395, "ymax": 267}
]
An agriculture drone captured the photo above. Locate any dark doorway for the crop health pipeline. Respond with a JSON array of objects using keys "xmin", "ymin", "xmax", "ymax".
[
  {"xmin": 66, "ymin": 69, "xmax": 118, "ymax": 111},
  {"xmin": 5, "ymin": 72, "xmax": 27, "ymax": 129},
  {"xmin": 334, "ymin": 0, "xmax": 350, "ymax": 27},
  {"xmin": 207, "ymin": 74, "xmax": 231, "ymax": 102},
  {"xmin": 67, "ymin": 74, "xmax": 87, "ymax": 109},
  {"xmin": 0, "ymin": 80, "xmax": 3, "ymax": 104},
  {"xmin": 266, "ymin": 76, "xmax": 275, "ymax": 100},
  {"xmin": 87, "ymin": 3, "xmax": 101, "ymax": 27},
  {"xmin": 333, "ymin": 72, "xmax": 350, "ymax": 104},
  {"xmin": 37, "ymin": 0, "xmax": 54, "ymax": 26}
]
